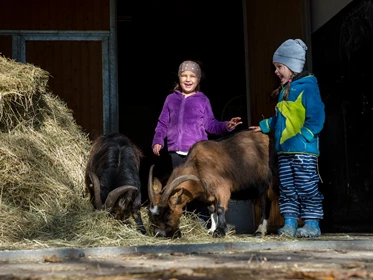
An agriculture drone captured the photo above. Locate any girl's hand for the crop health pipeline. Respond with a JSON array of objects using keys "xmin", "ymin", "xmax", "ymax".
[
  {"xmin": 227, "ymin": 117, "xmax": 242, "ymax": 130},
  {"xmin": 153, "ymin": 144, "xmax": 162, "ymax": 156},
  {"xmin": 249, "ymin": 126, "xmax": 262, "ymax": 132}
]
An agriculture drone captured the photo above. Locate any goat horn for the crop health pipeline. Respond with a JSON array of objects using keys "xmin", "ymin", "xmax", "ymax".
[
  {"xmin": 158, "ymin": 175, "xmax": 200, "ymax": 207},
  {"xmin": 103, "ymin": 185, "xmax": 138, "ymax": 211},
  {"xmin": 148, "ymin": 164, "xmax": 156, "ymax": 205},
  {"xmin": 89, "ymin": 172, "xmax": 103, "ymax": 210},
  {"xmin": 148, "ymin": 164, "xmax": 163, "ymax": 207}
]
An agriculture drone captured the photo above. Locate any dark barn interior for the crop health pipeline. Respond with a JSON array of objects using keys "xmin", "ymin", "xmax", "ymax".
[
  {"xmin": 313, "ymin": 0, "xmax": 373, "ymax": 232},
  {"xmin": 116, "ymin": 1, "xmax": 248, "ymax": 201},
  {"xmin": 116, "ymin": 1, "xmax": 247, "ymax": 142},
  {"xmin": 117, "ymin": 0, "xmax": 373, "ymax": 233}
]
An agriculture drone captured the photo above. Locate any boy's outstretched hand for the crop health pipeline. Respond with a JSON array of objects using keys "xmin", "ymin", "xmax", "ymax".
[{"xmin": 227, "ymin": 117, "xmax": 243, "ymax": 130}]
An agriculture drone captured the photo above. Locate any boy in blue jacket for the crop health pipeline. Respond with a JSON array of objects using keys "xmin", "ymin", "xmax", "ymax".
[{"xmin": 250, "ymin": 39, "xmax": 325, "ymax": 238}]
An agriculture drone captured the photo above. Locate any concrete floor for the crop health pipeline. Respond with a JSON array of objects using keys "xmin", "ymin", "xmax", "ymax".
[{"xmin": 1, "ymin": 233, "xmax": 373, "ymax": 279}]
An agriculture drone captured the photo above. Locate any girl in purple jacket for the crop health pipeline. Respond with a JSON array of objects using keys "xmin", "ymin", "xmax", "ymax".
[
  {"xmin": 152, "ymin": 60, "xmax": 242, "ymax": 167},
  {"xmin": 152, "ymin": 60, "xmax": 242, "ymax": 223}
]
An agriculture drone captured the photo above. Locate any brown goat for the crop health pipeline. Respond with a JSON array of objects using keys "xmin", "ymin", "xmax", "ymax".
[
  {"xmin": 148, "ymin": 129, "xmax": 277, "ymax": 238},
  {"xmin": 85, "ymin": 133, "xmax": 146, "ymax": 234}
]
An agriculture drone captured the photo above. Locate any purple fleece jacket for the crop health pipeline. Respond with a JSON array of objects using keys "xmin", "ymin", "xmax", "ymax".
[{"xmin": 152, "ymin": 90, "xmax": 231, "ymax": 153}]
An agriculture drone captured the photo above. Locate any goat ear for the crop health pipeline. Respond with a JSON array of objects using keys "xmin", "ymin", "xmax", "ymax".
[
  {"xmin": 169, "ymin": 188, "xmax": 184, "ymax": 210},
  {"xmin": 153, "ymin": 177, "xmax": 163, "ymax": 195},
  {"xmin": 151, "ymin": 177, "xmax": 163, "ymax": 205}
]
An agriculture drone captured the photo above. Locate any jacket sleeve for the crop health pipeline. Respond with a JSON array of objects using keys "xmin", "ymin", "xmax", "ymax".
[
  {"xmin": 203, "ymin": 98, "xmax": 229, "ymax": 135},
  {"xmin": 300, "ymin": 87, "xmax": 325, "ymax": 142},
  {"xmin": 152, "ymin": 96, "xmax": 170, "ymax": 148},
  {"xmin": 259, "ymin": 114, "xmax": 277, "ymax": 133}
]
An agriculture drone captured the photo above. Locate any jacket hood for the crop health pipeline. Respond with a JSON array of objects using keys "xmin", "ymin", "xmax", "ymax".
[{"xmin": 291, "ymin": 72, "xmax": 318, "ymax": 88}]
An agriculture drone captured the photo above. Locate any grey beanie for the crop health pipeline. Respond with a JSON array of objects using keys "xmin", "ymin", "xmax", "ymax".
[
  {"xmin": 273, "ymin": 39, "xmax": 308, "ymax": 73},
  {"xmin": 178, "ymin": 60, "xmax": 201, "ymax": 80}
]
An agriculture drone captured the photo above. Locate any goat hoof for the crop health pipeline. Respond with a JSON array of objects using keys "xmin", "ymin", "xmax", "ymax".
[
  {"xmin": 139, "ymin": 228, "xmax": 147, "ymax": 235},
  {"xmin": 212, "ymin": 229, "xmax": 226, "ymax": 238},
  {"xmin": 254, "ymin": 231, "xmax": 265, "ymax": 237},
  {"xmin": 171, "ymin": 230, "xmax": 182, "ymax": 239}
]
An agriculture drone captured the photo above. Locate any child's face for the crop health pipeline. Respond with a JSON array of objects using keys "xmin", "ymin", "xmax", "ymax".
[
  {"xmin": 179, "ymin": 71, "xmax": 199, "ymax": 94},
  {"xmin": 273, "ymin": 62, "xmax": 293, "ymax": 85}
]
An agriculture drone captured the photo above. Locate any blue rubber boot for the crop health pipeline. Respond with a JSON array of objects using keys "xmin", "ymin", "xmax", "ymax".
[
  {"xmin": 296, "ymin": 220, "xmax": 321, "ymax": 238},
  {"xmin": 278, "ymin": 218, "xmax": 298, "ymax": 237}
]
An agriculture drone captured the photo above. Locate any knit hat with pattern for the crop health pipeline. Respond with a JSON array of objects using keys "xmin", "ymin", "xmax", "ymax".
[{"xmin": 178, "ymin": 60, "xmax": 201, "ymax": 80}]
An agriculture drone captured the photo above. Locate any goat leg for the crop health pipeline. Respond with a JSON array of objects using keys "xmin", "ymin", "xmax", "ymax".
[
  {"xmin": 255, "ymin": 194, "xmax": 271, "ymax": 236},
  {"xmin": 132, "ymin": 210, "xmax": 146, "ymax": 235},
  {"xmin": 213, "ymin": 205, "xmax": 228, "ymax": 238},
  {"xmin": 207, "ymin": 205, "xmax": 217, "ymax": 233},
  {"xmin": 132, "ymin": 193, "xmax": 147, "ymax": 235}
]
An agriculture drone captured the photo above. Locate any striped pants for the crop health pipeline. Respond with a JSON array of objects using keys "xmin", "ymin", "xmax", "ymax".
[{"xmin": 278, "ymin": 154, "xmax": 324, "ymax": 220}]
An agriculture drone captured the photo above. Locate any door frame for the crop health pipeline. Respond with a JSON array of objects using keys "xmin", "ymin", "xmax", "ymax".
[{"xmin": 0, "ymin": 0, "xmax": 118, "ymax": 135}]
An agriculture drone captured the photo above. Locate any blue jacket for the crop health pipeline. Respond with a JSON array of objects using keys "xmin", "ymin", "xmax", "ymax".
[
  {"xmin": 152, "ymin": 90, "xmax": 231, "ymax": 153},
  {"xmin": 259, "ymin": 74, "xmax": 325, "ymax": 156}
]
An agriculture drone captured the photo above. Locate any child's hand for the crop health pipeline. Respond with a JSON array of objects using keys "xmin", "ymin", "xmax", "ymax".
[
  {"xmin": 249, "ymin": 126, "xmax": 262, "ymax": 132},
  {"xmin": 153, "ymin": 144, "xmax": 162, "ymax": 156},
  {"xmin": 227, "ymin": 117, "xmax": 242, "ymax": 130}
]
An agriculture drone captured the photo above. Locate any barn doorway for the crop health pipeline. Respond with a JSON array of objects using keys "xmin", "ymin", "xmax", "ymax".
[{"xmin": 116, "ymin": 1, "xmax": 248, "ymax": 193}]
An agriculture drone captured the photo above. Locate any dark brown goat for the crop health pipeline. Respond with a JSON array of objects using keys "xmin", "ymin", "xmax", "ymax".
[
  {"xmin": 148, "ymin": 130, "xmax": 277, "ymax": 238},
  {"xmin": 85, "ymin": 133, "xmax": 146, "ymax": 234}
]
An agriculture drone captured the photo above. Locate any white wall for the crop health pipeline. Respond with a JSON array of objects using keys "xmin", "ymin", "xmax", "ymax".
[{"xmin": 311, "ymin": 0, "xmax": 353, "ymax": 32}]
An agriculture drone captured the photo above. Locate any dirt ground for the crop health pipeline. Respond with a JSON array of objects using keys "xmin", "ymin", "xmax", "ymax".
[{"xmin": 1, "ymin": 233, "xmax": 373, "ymax": 280}]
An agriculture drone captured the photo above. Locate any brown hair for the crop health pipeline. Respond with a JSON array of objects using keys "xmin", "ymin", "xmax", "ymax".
[{"xmin": 271, "ymin": 72, "xmax": 297, "ymax": 100}]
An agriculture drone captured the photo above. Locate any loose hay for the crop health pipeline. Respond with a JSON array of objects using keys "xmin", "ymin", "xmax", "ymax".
[{"xmin": 0, "ymin": 55, "xmax": 280, "ymax": 251}]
